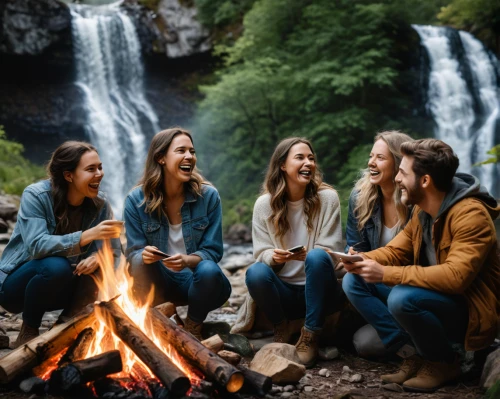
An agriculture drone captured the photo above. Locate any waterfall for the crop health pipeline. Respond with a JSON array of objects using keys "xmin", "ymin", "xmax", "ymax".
[
  {"xmin": 70, "ymin": 1, "xmax": 159, "ymax": 216},
  {"xmin": 414, "ymin": 25, "xmax": 500, "ymax": 197}
]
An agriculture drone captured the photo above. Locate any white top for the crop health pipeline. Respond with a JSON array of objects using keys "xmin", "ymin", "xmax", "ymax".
[
  {"xmin": 252, "ymin": 189, "xmax": 343, "ymax": 285},
  {"xmin": 379, "ymin": 224, "xmax": 398, "ymax": 247},
  {"xmin": 280, "ymin": 199, "xmax": 309, "ymax": 284},
  {"xmin": 168, "ymin": 222, "xmax": 187, "ymax": 255}
]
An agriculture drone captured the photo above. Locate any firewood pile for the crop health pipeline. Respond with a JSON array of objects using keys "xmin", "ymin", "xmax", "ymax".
[{"xmin": 0, "ymin": 299, "xmax": 271, "ymax": 398}]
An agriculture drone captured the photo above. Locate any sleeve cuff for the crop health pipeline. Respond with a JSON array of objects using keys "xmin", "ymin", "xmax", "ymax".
[{"xmin": 382, "ymin": 266, "xmax": 403, "ymax": 286}]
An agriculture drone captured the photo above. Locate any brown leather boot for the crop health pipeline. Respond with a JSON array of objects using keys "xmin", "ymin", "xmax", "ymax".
[
  {"xmin": 183, "ymin": 316, "xmax": 203, "ymax": 341},
  {"xmin": 295, "ymin": 327, "xmax": 320, "ymax": 368},
  {"xmin": 402, "ymin": 357, "xmax": 461, "ymax": 392},
  {"xmin": 273, "ymin": 320, "xmax": 293, "ymax": 343},
  {"xmin": 12, "ymin": 322, "xmax": 39, "ymax": 349},
  {"xmin": 381, "ymin": 355, "xmax": 423, "ymax": 384}
]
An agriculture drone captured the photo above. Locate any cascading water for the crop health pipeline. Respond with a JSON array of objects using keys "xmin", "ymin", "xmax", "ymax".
[
  {"xmin": 414, "ymin": 25, "xmax": 500, "ymax": 197},
  {"xmin": 71, "ymin": 1, "xmax": 159, "ymax": 215}
]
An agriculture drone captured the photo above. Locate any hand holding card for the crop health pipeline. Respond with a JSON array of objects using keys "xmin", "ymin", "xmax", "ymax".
[
  {"xmin": 149, "ymin": 248, "xmax": 171, "ymax": 258},
  {"xmin": 329, "ymin": 251, "xmax": 363, "ymax": 264}
]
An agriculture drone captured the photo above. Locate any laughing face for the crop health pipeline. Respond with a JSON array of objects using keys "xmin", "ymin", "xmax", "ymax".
[
  {"xmin": 65, "ymin": 150, "xmax": 103, "ymax": 204},
  {"xmin": 281, "ymin": 142, "xmax": 316, "ymax": 191},
  {"xmin": 395, "ymin": 156, "xmax": 424, "ymax": 206},
  {"xmin": 368, "ymin": 139, "xmax": 395, "ymax": 189},
  {"xmin": 159, "ymin": 133, "xmax": 196, "ymax": 183}
]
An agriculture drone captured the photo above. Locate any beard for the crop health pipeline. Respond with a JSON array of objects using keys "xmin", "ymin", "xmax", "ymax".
[{"xmin": 400, "ymin": 179, "xmax": 424, "ymax": 206}]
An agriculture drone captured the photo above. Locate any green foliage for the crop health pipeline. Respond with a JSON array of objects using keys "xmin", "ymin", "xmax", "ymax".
[
  {"xmin": 438, "ymin": 0, "xmax": 500, "ymax": 52},
  {"xmin": 486, "ymin": 380, "xmax": 500, "ymax": 399},
  {"xmin": 0, "ymin": 127, "xmax": 46, "ymax": 195},
  {"xmin": 473, "ymin": 145, "xmax": 500, "ymax": 166},
  {"xmin": 195, "ymin": 0, "xmax": 427, "ymax": 214},
  {"xmin": 194, "ymin": 0, "xmax": 257, "ymax": 28},
  {"xmin": 222, "ymin": 197, "xmax": 256, "ymax": 233}
]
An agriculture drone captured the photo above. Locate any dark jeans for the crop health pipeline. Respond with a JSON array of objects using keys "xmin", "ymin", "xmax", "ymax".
[
  {"xmin": 342, "ymin": 272, "xmax": 468, "ymax": 362},
  {"xmin": 0, "ymin": 257, "xmax": 97, "ymax": 328},
  {"xmin": 130, "ymin": 259, "xmax": 231, "ymax": 323},
  {"xmin": 246, "ymin": 248, "xmax": 343, "ymax": 332}
]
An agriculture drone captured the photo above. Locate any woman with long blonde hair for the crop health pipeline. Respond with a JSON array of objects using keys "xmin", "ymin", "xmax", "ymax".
[
  {"xmin": 345, "ymin": 131, "xmax": 413, "ymax": 253},
  {"xmin": 124, "ymin": 128, "xmax": 230, "ymax": 340},
  {"xmin": 246, "ymin": 137, "xmax": 343, "ymax": 368}
]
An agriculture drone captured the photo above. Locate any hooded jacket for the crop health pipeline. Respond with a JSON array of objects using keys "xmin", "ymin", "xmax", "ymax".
[{"xmin": 365, "ymin": 173, "xmax": 500, "ymax": 351}]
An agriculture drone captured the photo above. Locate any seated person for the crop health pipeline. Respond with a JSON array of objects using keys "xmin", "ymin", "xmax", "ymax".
[
  {"xmin": 342, "ymin": 139, "xmax": 500, "ymax": 392},
  {"xmin": 124, "ymin": 128, "xmax": 231, "ymax": 341},
  {"xmin": 345, "ymin": 131, "xmax": 413, "ymax": 358},
  {"xmin": 0, "ymin": 141, "xmax": 122, "ymax": 348},
  {"xmin": 241, "ymin": 137, "xmax": 343, "ymax": 367}
]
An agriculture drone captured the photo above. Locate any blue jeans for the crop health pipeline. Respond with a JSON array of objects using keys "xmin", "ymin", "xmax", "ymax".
[
  {"xmin": 246, "ymin": 248, "xmax": 343, "ymax": 332},
  {"xmin": 0, "ymin": 257, "xmax": 96, "ymax": 328},
  {"xmin": 130, "ymin": 260, "xmax": 231, "ymax": 323},
  {"xmin": 342, "ymin": 273, "xmax": 468, "ymax": 362}
]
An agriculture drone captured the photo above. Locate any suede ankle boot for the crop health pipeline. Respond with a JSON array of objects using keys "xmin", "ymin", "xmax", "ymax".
[
  {"xmin": 12, "ymin": 322, "xmax": 39, "ymax": 349},
  {"xmin": 273, "ymin": 320, "xmax": 293, "ymax": 343},
  {"xmin": 402, "ymin": 356, "xmax": 461, "ymax": 392},
  {"xmin": 295, "ymin": 327, "xmax": 320, "ymax": 368},
  {"xmin": 183, "ymin": 316, "xmax": 203, "ymax": 341},
  {"xmin": 381, "ymin": 355, "xmax": 423, "ymax": 384}
]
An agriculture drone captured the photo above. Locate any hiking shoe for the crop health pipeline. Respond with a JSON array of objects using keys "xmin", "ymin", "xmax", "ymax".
[
  {"xmin": 295, "ymin": 327, "xmax": 320, "ymax": 368},
  {"xmin": 381, "ymin": 355, "xmax": 423, "ymax": 384},
  {"xmin": 273, "ymin": 320, "xmax": 293, "ymax": 344},
  {"xmin": 183, "ymin": 316, "xmax": 203, "ymax": 341},
  {"xmin": 403, "ymin": 357, "xmax": 461, "ymax": 392},
  {"xmin": 12, "ymin": 322, "xmax": 39, "ymax": 349}
]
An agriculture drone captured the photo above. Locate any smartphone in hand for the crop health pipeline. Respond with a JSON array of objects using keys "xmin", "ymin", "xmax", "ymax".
[
  {"xmin": 150, "ymin": 248, "xmax": 171, "ymax": 258},
  {"xmin": 329, "ymin": 251, "xmax": 363, "ymax": 263},
  {"xmin": 287, "ymin": 245, "xmax": 305, "ymax": 253}
]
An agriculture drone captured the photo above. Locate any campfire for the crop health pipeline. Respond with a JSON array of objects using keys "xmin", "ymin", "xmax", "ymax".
[{"xmin": 0, "ymin": 242, "xmax": 271, "ymax": 398}]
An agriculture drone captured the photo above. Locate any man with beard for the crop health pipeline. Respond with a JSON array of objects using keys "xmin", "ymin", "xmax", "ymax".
[{"xmin": 342, "ymin": 139, "xmax": 500, "ymax": 393}]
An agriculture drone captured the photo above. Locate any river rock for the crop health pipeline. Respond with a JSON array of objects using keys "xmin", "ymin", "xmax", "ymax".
[
  {"xmin": 225, "ymin": 223, "xmax": 252, "ymax": 245},
  {"xmin": 220, "ymin": 253, "xmax": 255, "ymax": 272},
  {"xmin": 250, "ymin": 343, "xmax": 306, "ymax": 384},
  {"xmin": 481, "ymin": 347, "xmax": 500, "ymax": 389}
]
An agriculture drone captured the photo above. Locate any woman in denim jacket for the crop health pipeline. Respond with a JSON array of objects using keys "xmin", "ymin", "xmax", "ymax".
[
  {"xmin": 124, "ymin": 128, "xmax": 231, "ymax": 340},
  {"xmin": 342, "ymin": 131, "xmax": 412, "ymax": 358},
  {"xmin": 0, "ymin": 141, "xmax": 122, "ymax": 348}
]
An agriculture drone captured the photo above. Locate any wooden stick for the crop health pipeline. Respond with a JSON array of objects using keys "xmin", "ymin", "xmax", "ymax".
[
  {"xmin": 0, "ymin": 305, "xmax": 96, "ymax": 383},
  {"xmin": 57, "ymin": 327, "xmax": 95, "ymax": 367},
  {"xmin": 147, "ymin": 307, "xmax": 244, "ymax": 393},
  {"xmin": 201, "ymin": 334, "xmax": 224, "ymax": 353},
  {"xmin": 95, "ymin": 300, "xmax": 190, "ymax": 396},
  {"xmin": 48, "ymin": 350, "xmax": 122, "ymax": 394}
]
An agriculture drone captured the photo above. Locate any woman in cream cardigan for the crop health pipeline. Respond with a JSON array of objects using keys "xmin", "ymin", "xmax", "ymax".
[{"xmin": 243, "ymin": 137, "xmax": 343, "ymax": 367}]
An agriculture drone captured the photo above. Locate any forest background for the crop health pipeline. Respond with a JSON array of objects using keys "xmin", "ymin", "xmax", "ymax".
[{"xmin": 1, "ymin": 0, "xmax": 499, "ymax": 231}]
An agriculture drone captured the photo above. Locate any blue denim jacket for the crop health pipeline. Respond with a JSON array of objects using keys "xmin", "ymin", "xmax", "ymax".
[
  {"xmin": 123, "ymin": 184, "xmax": 223, "ymax": 269},
  {"xmin": 345, "ymin": 189, "xmax": 382, "ymax": 253},
  {"xmin": 0, "ymin": 180, "xmax": 121, "ymax": 289}
]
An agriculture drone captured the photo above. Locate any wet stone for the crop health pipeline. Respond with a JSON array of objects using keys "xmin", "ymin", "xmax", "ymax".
[{"xmin": 283, "ymin": 384, "xmax": 295, "ymax": 392}]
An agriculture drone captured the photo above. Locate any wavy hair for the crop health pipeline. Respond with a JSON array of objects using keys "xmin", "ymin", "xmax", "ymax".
[
  {"xmin": 262, "ymin": 137, "xmax": 332, "ymax": 244},
  {"xmin": 354, "ymin": 131, "xmax": 413, "ymax": 231},
  {"xmin": 48, "ymin": 141, "xmax": 102, "ymax": 232},
  {"xmin": 138, "ymin": 128, "xmax": 209, "ymax": 216}
]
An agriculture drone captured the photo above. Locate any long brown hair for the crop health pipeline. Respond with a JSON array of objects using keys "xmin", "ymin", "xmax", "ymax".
[
  {"xmin": 138, "ymin": 128, "xmax": 209, "ymax": 215},
  {"xmin": 262, "ymin": 137, "xmax": 332, "ymax": 244},
  {"xmin": 354, "ymin": 131, "xmax": 413, "ymax": 231},
  {"xmin": 48, "ymin": 141, "xmax": 103, "ymax": 232}
]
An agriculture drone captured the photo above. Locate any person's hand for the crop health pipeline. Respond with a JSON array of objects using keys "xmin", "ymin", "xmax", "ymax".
[
  {"xmin": 161, "ymin": 254, "xmax": 188, "ymax": 272},
  {"xmin": 348, "ymin": 246, "xmax": 358, "ymax": 255},
  {"xmin": 272, "ymin": 247, "xmax": 306, "ymax": 264},
  {"xmin": 74, "ymin": 255, "xmax": 99, "ymax": 276},
  {"xmin": 90, "ymin": 220, "xmax": 123, "ymax": 241},
  {"xmin": 347, "ymin": 259, "xmax": 385, "ymax": 283},
  {"xmin": 142, "ymin": 246, "xmax": 167, "ymax": 265}
]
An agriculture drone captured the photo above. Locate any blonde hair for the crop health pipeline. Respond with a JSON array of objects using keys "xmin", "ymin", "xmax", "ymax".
[
  {"xmin": 262, "ymin": 137, "xmax": 333, "ymax": 244},
  {"xmin": 138, "ymin": 128, "xmax": 210, "ymax": 216},
  {"xmin": 354, "ymin": 131, "xmax": 413, "ymax": 231}
]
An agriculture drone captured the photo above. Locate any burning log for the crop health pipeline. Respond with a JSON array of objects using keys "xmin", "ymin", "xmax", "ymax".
[
  {"xmin": 58, "ymin": 327, "xmax": 95, "ymax": 367},
  {"xmin": 147, "ymin": 307, "xmax": 244, "ymax": 393},
  {"xmin": 48, "ymin": 350, "xmax": 123, "ymax": 395},
  {"xmin": 239, "ymin": 366, "xmax": 272, "ymax": 397},
  {"xmin": 0, "ymin": 305, "xmax": 96, "ymax": 383},
  {"xmin": 95, "ymin": 300, "xmax": 191, "ymax": 396}
]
